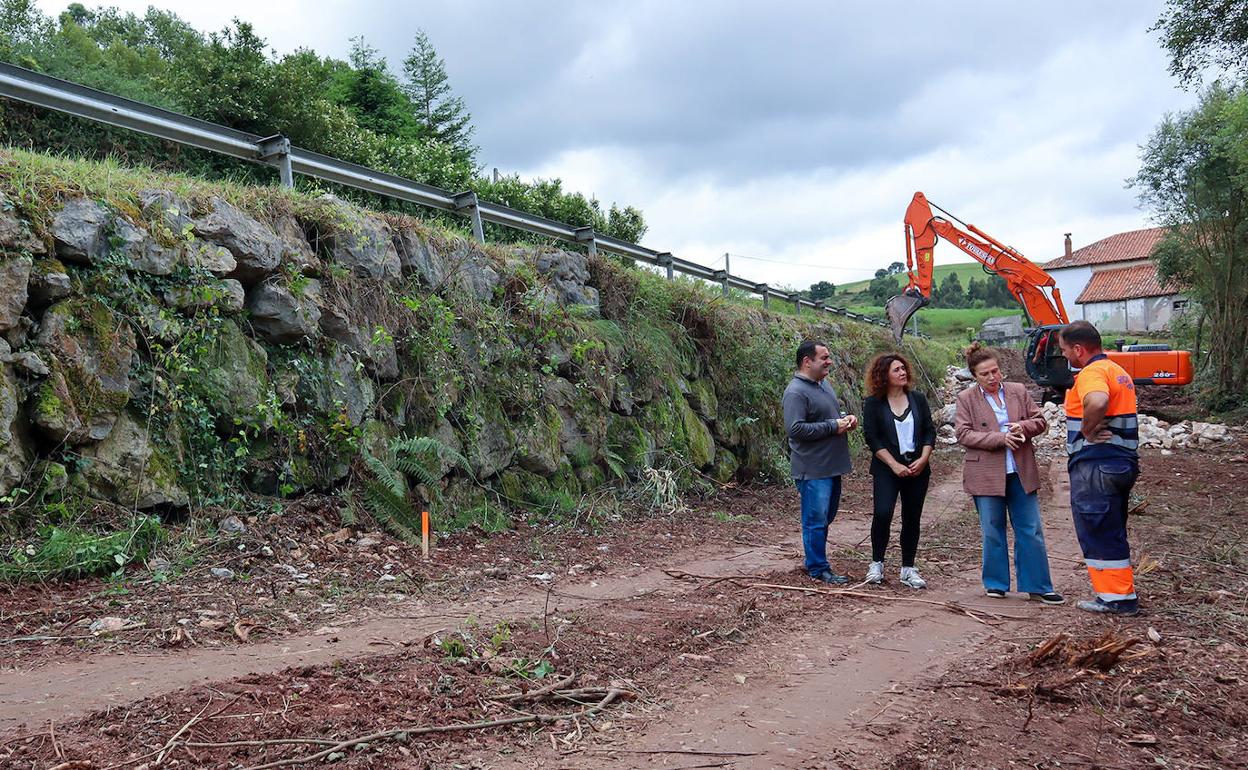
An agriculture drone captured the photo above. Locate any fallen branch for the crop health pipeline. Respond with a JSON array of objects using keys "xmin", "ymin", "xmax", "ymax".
[
  {"xmin": 1068, "ymin": 633, "xmax": 1142, "ymax": 671},
  {"xmin": 154, "ymin": 700, "xmax": 212, "ymax": 766},
  {"xmin": 590, "ymin": 748, "xmax": 760, "ymax": 757},
  {"xmin": 496, "ymin": 672, "xmax": 578, "ymax": 703},
  {"xmin": 1029, "ymin": 633, "xmax": 1070, "ymax": 666},
  {"xmin": 663, "ymin": 569, "xmax": 767, "ymax": 588},
  {"xmin": 745, "ymin": 582, "xmax": 1017, "ymax": 625},
  {"xmin": 238, "ymin": 687, "xmax": 635, "ymax": 770}
]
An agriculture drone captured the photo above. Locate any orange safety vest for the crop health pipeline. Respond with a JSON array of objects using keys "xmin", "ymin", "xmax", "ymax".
[{"xmin": 1064, "ymin": 354, "xmax": 1139, "ymax": 460}]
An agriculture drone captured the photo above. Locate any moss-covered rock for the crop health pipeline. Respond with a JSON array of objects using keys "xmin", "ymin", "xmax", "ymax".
[
  {"xmin": 75, "ymin": 410, "xmax": 188, "ymax": 509},
  {"xmin": 606, "ymin": 413, "xmax": 656, "ymax": 476},
  {"xmin": 33, "ymin": 298, "xmax": 135, "ymax": 444},
  {"xmin": 576, "ymin": 463, "xmax": 606, "ymax": 491},
  {"xmin": 677, "ymin": 396, "xmax": 715, "ymax": 469},
  {"xmin": 514, "ymin": 403, "xmax": 562, "ymax": 475},
  {"xmin": 0, "ymin": 254, "xmax": 32, "ymax": 332},
  {"xmin": 498, "ymin": 468, "xmax": 551, "ymax": 507},
  {"xmin": 455, "ymin": 392, "xmax": 514, "ymax": 479},
  {"xmin": 27, "ymin": 257, "xmax": 71, "ymax": 308},
  {"xmin": 199, "ymin": 319, "xmax": 269, "ymax": 430},
  {"xmin": 0, "ymin": 364, "xmax": 32, "ymax": 496},
  {"xmin": 711, "ymin": 447, "xmax": 740, "ymax": 485},
  {"xmin": 685, "ymin": 378, "xmax": 719, "ymax": 422},
  {"xmin": 294, "ymin": 343, "xmax": 375, "ymax": 428}
]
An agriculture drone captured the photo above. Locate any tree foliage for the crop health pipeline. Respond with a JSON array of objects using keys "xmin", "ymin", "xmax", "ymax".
[
  {"xmin": 0, "ymin": 1, "xmax": 644, "ymax": 244},
  {"xmin": 402, "ymin": 29, "xmax": 476, "ymax": 166},
  {"xmin": 1133, "ymin": 83, "xmax": 1248, "ymax": 405},
  {"xmin": 807, "ymin": 280, "xmax": 835, "ymax": 302},
  {"xmin": 867, "ymin": 273, "xmax": 897, "ymax": 304},
  {"xmin": 1154, "ymin": 0, "xmax": 1248, "ymax": 87}
]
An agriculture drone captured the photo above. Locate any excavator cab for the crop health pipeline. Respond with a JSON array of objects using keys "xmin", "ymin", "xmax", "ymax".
[{"xmin": 1024, "ymin": 325, "xmax": 1075, "ymax": 399}]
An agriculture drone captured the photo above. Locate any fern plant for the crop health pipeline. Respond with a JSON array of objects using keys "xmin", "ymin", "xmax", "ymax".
[{"xmin": 360, "ymin": 436, "xmax": 467, "ymax": 543}]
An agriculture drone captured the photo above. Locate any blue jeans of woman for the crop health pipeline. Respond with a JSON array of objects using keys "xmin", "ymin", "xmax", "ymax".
[
  {"xmin": 795, "ymin": 476, "xmax": 842, "ymax": 577},
  {"xmin": 973, "ymin": 473, "xmax": 1055, "ymax": 594}
]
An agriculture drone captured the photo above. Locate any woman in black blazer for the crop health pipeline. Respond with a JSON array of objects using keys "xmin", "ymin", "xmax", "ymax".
[{"xmin": 862, "ymin": 353, "xmax": 936, "ymax": 588}]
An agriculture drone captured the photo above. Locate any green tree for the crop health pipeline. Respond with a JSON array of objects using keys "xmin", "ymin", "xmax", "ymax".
[
  {"xmin": 1133, "ymin": 82, "xmax": 1248, "ymax": 404},
  {"xmin": 867, "ymin": 273, "xmax": 897, "ymax": 304},
  {"xmin": 172, "ymin": 20, "xmax": 273, "ymax": 133},
  {"xmin": 1154, "ymin": 0, "xmax": 1248, "ymax": 86},
  {"xmin": 807, "ymin": 280, "xmax": 836, "ymax": 302},
  {"xmin": 402, "ymin": 29, "xmax": 476, "ymax": 165},
  {"xmin": 932, "ymin": 272, "xmax": 966, "ymax": 308},
  {"xmin": 337, "ymin": 37, "xmax": 421, "ymax": 141},
  {"xmin": 886, "ymin": 261, "xmax": 906, "ymax": 275}
]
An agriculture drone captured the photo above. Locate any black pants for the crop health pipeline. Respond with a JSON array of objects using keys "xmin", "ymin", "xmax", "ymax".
[{"xmin": 870, "ymin": 468, "xmax": 931, "ymax": 566}]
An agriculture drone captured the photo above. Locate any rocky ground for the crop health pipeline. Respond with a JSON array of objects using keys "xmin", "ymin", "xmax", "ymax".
[{"xmin": 1, "ymin": 435, "xmax": 1244, "ymax": 770}]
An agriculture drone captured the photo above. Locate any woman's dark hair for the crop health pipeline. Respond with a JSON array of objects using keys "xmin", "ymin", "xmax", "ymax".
[
  {"xmin": 865, "ymin": 353, "xmax": 912, "ymax": 399},
  {"xmin": 964, "ymin": 341, "xmax": 998, "ymax": 373}
]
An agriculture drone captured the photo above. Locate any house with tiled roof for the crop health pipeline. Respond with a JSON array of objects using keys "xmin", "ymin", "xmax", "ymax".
[{"xmin": 1043, "ymin": 227, "xmax": 1187, "ymax": 332}]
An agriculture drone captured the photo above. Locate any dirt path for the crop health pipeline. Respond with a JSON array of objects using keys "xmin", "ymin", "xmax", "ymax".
[
  {"xmin": 0, "ymin": 542, "xmax": 789, "ymax": 732},
  {"xmin": 480, "ymin": 461, "xmax": 1087, "ymax": 770},
  {"xmin": 0, "ymin": 473, "xmax": 968, "ymax": 733},
  {"xmin": 7, "ymin": 444, "xmax": 1243, "ymax": 770},
  {"xmin": 0, "ymin": 459, "xmax": 1084, "ymax": 767}
]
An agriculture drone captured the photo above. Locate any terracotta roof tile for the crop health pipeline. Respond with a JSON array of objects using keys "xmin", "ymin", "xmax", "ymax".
[
  {"xmin": 1075, "ymin": 263, "xmax": 1183, "ymax": 304},
  {"xmin": 1045, "ymin": 227, "xmax": 1167, "ymax": 269}
]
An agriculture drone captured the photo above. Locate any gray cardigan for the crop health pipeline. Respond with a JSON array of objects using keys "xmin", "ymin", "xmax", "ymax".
[{"xmin": 782, "ymin": 374, "xmax": 853, "ymax": 480}]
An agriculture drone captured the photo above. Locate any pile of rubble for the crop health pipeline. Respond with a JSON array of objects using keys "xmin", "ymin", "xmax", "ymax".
[{"xmin": 933, "ymin": 366, "xmax": 1236, "ymax": 454}]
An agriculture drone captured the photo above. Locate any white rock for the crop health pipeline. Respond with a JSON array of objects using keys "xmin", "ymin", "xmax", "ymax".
[{"xmin": 89, "ymin": 617, "xmax": 135, "ymax": 634}]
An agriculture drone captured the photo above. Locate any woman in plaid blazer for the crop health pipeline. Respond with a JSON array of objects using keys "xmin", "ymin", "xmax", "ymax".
[{"xmin": 953, "ymin": 343, "xmax": 1063, "ymax": 605}]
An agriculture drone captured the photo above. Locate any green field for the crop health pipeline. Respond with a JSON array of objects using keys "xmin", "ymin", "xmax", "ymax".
[
  {"xmin": 835, "ymin": 262, "xmax": 999, "ymax": 300},
  {"xmin": 845, "ymin": 305, "xmax": 1024, "ymax": 344}
]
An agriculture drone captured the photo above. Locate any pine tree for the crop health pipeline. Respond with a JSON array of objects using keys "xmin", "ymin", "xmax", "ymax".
[{"xmin": 402, "ymin": 29, "xmax": 477, "ymax": 165}]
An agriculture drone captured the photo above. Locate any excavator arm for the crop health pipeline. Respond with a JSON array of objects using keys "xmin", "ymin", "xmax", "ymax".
[{"xmin": 886, "ymin": 191, "xmax": 1069, "ymax": 341}]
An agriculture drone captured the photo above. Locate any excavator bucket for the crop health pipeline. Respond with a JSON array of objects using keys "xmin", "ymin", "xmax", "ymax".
[{"xmin": 885, "ymin": 293, "xmax": 928, "ymax": 342}]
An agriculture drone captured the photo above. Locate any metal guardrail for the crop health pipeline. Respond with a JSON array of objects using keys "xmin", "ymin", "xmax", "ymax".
[{"xmin": 0, "ymin": 62, "xmax": 920, "ymax": 337}]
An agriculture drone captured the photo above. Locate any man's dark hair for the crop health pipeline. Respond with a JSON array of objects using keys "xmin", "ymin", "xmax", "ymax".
[
  {"xmin": 1059, "ymin": 320, "xmax": 1102, "ymax": 351},
  {"xmin": 795, "ymin": 339, "xmax": 827, "ymax": 368}
]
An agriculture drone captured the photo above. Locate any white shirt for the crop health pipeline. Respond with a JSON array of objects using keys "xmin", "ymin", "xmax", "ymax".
[
  {"xmin": 980, "ymin": 386, "xmax": 1017, "ymax": 475},
  {"xmin": 893, "ymin": 407, "xmax": 916, "ymax": 455}
]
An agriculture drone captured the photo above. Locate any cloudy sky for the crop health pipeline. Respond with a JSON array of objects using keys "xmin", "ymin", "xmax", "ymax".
[{"xmin": 38, "ymin": 0, "xmax": 1200, "ymax": 289}]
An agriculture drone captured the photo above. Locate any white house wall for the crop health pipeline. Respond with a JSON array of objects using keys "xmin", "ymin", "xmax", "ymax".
[
  {"xmin": 1046, "ymin": 265, "xmax": 1093, "ymax": 320},
  {"xmin": 1079, "ymin": 295, "xmax": 1181, "ymax": 332}
]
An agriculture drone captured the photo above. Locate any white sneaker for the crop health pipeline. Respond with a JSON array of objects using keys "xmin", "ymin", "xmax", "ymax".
[
  {"xmin": 900, "ymin": 566, "xmax": 927, "ymax": 589},
  {"xmin": 865, "ymin": 561, "xmax": 885, "ymax": 584}
]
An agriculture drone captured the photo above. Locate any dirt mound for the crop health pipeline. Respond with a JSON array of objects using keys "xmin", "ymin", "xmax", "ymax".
[{"xmin": 994, "ymin": 346, "xmax": 1035, "ymax": 388}]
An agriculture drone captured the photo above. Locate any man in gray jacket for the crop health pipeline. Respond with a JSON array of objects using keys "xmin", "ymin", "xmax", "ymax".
[{"xmin": 783, "ymin": 340, "xmax": 858, "ymax": 584}]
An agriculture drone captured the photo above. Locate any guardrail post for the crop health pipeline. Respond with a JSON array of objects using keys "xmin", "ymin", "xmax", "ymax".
[
  {"xmin": 257, "ymin": 135, "xmax": 293, "ymax": 188},
  {"xmin": 574, "ymin": 226, "xmax": 597, "ymax": 257},
  {"xmin": 722, "ymin": 253, "xmax": 730, "ymax": 297},
  {"xmin": 713, "ymin": 269, "xmax": 728, "ymax": 298},
  {"xmin": 454, "ymin": 191, "xmax": 485, "ymax": 242},
  {"xmin": 656, "ymin": 252, "xmax": 674, "ymax": 280},
  {"xmin": 793, "ymin": 294, "xmax": 801, "ymax": 315},
  {"xmin": 757, "ymin": 283, "xmax": 769, "ymax": 309}
]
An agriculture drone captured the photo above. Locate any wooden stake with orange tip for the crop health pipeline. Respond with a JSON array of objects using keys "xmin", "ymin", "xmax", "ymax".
[{"xmin": 421, "ymin": 510, "xmax": 430, "ymax": 559}]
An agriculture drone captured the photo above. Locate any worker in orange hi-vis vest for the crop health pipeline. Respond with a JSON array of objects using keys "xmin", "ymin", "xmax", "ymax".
[{"xmin": 1057, "ymin": 321, "xmax": 1141, "ymax": 616}]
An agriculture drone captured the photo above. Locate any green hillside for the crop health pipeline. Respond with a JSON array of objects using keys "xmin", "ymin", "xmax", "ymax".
[{"xmin": 837, "ymin": 262, "xmax": 997, "ymax": 299}]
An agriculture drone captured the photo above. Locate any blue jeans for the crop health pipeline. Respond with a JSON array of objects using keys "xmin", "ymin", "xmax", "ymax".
[
  {"xmin": 796, "ymin": 476, "xmax": 842, "ymax": 576},
  {"xmin": 973, "ymin": 473, "xmax": 1055, "ymax": 594}
]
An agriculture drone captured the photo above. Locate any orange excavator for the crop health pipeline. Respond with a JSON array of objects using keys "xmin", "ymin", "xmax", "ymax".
[{"xmin": 886, "ymin": 191, "xmax": 1193, "ymax": 393}]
